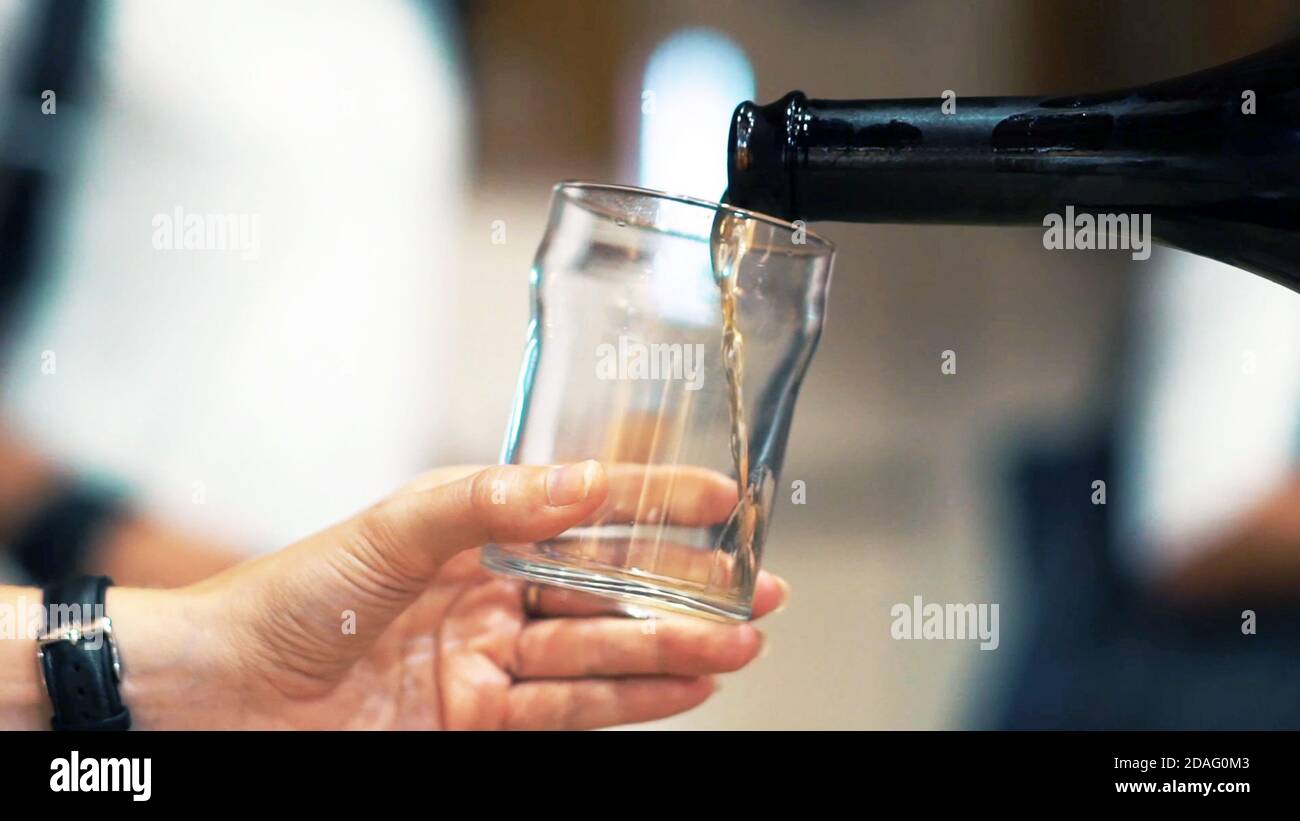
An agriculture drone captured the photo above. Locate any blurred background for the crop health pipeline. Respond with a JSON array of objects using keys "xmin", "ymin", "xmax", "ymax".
[{"xmin": 3, "ymin": 0, "xmax": 1300, "ymax": 728}]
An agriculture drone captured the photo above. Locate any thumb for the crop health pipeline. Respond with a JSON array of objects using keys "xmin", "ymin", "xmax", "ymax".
[
  {"xmin": 348, "ymin": 460, "xmax": 607, "ymax": 585},
  {"xmin": 233, "ymin": 462, "xmax": 608, "ymax": 679}
]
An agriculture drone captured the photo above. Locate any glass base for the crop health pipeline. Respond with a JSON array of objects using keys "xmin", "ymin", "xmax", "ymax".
[{"xmin": 481, "ymin": 545, "xmax": 752, "ymax": 622}]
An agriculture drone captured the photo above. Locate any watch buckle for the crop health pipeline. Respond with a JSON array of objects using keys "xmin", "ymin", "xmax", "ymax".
[{"xmin": 36, "ymin": 616, "xmax": 122, "ymax": 683}]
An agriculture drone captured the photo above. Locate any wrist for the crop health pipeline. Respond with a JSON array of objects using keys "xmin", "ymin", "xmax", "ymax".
[
  {"xmin": 0, "ymin": 587, "xmax": 49, "ymax": 729},
  {"xmin": 107, "ymin": 585, "xmax": 247, "ymax": 729}
]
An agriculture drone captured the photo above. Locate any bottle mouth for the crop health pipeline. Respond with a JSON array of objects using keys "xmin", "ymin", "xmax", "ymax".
[
  {"xmin": 553, "ymin": 180, "xmax": 833, "ymax": 252},
  {"xmin": 726, "ymin": 91, "xmax": 807, "ymax": 221}
]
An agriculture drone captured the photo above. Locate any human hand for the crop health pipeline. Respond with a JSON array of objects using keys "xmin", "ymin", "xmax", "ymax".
[{"xmin": 109, "ymin": 462, "xmax": 787, "ymax": 729}]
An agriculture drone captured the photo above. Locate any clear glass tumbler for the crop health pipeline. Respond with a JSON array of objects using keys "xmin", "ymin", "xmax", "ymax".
[{"xmin": 481, "ymin": 182, "xmax": 834, "ymax": 620}]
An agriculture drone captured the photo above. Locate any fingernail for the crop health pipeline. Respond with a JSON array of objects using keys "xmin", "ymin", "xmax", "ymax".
[
  {"xmin": 773, "ymin": 576, "xmax": 791, "ymax": 614},
  {"xmin": 547, "ymin": 460, "xmax": 597, "ymax": 506}
]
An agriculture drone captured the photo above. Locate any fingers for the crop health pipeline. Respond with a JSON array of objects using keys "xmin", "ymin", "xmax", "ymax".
[
  {"xmin": 512, "ymin": 616, "xmax": 763, "ymax": 678},
  {"xmin": 523, "ymin": 583, "xmax": 626, "ymax": 618},
  {"xmin": 590, "ymin": 463, "xmax": 739, "ymax": 528},
  {"xmin": 273, "ymin": 463, "xmax": 608, "ymax": 668},
  {"xmin": 526, "ymin": 569, "xmax": 790, "ymax": 619},
  {"xmin": 349, "ymin": 461, "xmax": 608, "ymax": 585},
  {"xmin": 399, "ymin": 462, "xmax": 739, "ymax": 529},
  {"xmin": 500, "ymin": 569, "xmax": 786, "ymax": 729},
  {"xmin": 395, "ymin": 465, "xmax": 489, "ymax": 495},
  {"xmin": 505, "ymin": 676, "xmax": 714, "ymax": 730},
  {"xmin": 750, "ymin": 571, "xmax": 790, "ymax": 619}
]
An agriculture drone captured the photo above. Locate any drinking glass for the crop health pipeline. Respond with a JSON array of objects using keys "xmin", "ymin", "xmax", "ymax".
[{"xmin": 481, "ymin": 182, "xmax": 834, "ymax": 620}]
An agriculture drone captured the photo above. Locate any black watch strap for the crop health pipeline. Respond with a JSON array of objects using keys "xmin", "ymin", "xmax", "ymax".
[{"xmin": 40, "ymin": 575, "xmax": 131, "ymax": 731}]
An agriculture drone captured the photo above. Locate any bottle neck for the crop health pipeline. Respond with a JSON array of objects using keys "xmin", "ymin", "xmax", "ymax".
[
  {"xmin": 725, "ymin": 38, "xmax": 1300, "ymax": 291},
  {"xmin": 726, "ymin": 90, "xmax": 1269, "ymax": 225}
]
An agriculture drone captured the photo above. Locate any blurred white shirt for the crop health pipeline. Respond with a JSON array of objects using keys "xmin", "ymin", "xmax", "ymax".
[{"xmin": 2, "ymin": 0, "xmax": 467, "ymax": 549}]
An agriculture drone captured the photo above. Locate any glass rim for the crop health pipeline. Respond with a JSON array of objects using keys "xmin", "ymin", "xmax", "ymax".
[{"xmin": 554, "ymin": 180, "xmax": 835, "ymax": 252}]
